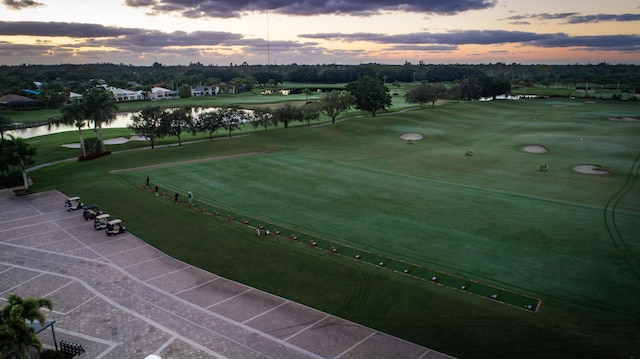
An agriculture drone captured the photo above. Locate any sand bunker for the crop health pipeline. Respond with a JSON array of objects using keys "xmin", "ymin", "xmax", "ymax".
[
  {"xmin": 573, "ymin": 164, "xmax": 610, "ymax": 175},
  {"xmin": 400, "ymin": 133, "xmax": 424, "ymax": 141},
  {"xmin": 522, "ymin": 145, "xmax": 548, "ymax": 153},
  {"xmin": 62, "ymin": 136, "xmax": 147, "ymax": 148}
]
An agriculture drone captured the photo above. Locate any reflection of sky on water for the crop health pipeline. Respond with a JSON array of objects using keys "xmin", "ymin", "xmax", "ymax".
[
  {"xmin": 8, "ymin": 112, "xmax": 134, "ymax": 139},
  {"xmin": 8, "ymin": 107, "xmax": 225, "ymax": 139}
]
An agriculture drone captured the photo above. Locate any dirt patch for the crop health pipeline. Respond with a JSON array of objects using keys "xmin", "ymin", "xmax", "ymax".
[
  {"xmin": 400, "ymin": 133, "xmax": 423, "ymax": 141},
  {"xmin": 572, "ymin": 164, "xmax": 610, "ymax": 175},
  {"xmin": 522, "ymin": 145, "xmax": 548, "ymax": 153},
  {"xmin": 109, "ymin": 150, "xmax": 275, "ymax": 174}
]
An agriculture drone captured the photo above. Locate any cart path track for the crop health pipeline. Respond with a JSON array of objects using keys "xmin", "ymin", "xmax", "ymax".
[
  {"xmin": 109, "ymin": 150, "xmax": 276, "ymax": 174},
  {"xmin": 603, "ymin": 149, "xmax": 640, "ymax": 281}
]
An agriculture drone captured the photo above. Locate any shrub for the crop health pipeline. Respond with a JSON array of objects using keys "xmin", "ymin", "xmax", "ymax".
[
  {"xmin": 78, "ymin": 151, "xmax": 111, "ymax": 161},
  {"xmin": 0, "ymin": 171, "xmax": 23, "ymax": 188}
]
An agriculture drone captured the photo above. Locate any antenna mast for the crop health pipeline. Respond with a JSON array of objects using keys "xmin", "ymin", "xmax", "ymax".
[{"xmin": 266, "ymin": 10, "xmax": 270, "ymax": 67}]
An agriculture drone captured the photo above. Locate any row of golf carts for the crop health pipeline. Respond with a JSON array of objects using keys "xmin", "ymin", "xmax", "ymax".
[{"xmin": 65, "ymin": 197, "xmax": 126, "ymax": 236}]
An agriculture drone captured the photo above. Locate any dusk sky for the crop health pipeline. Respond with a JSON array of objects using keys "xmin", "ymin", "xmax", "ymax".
[{"xmin": 1, "ymin": 0, "xmax": 639, "ymax": 66}]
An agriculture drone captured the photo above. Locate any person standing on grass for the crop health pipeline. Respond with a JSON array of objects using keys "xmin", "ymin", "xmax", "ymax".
[
  {"xmin": 174, "ymin": 192, "xmax": 179, "ymax": 203},
  {"xmin": 146, "ymin": 176, "xmax": 150, "ymax": 187},
  {"xmin": 255, "ymin": 227, "xmax": 261, "ymax": 237},
  {"xmin": 188, "ymin": 191, "xmax": 193, "ymax": 205}
]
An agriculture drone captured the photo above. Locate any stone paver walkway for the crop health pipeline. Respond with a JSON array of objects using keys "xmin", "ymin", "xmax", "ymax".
[{"xmin": 0, "ymin": 189, "xmax": 454, "ymax": 359}]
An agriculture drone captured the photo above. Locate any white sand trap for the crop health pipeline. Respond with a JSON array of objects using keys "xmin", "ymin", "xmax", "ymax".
[
  {"xmin": 400, "ymin": 133, "xmax": 423, "ymax": 141},
  {"xmin": 62, "ymin": 136, "xmax": 148, "ymax": 148},
  {"xmin": 573, "ymin": 164, "xmax": 610, "ymax": 175},
  {"xmin": 523, "ymin": 145, "xmax": 548, "ymax": 153},
  {"xmin": 607, "ymin": 117, "xmax": 640, "ymax": 122}
]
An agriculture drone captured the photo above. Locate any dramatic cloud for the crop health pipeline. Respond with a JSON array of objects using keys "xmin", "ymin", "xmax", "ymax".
[
  {"xmin": 386, "ymin": 44, "xmax": 459, "ymax": 52},
  {"xmin": 565, "ymin": 13, "xmax": 640, "ymax": 24},
  {"xmin": 530, "ymin": 34, "xmax": 640, "ymax": 51},
  {"xmin": 300, "ymin": 30, "xmax": 640, "ymax": 52},
  {"xmin": 0, "ymin": 21, "xmax": 244, "ymax": 47},
  {"xmin": 2, "ymin": 0, "xmax": 44, "ymax": 10},
  {"xmin": 1, "ymin": 20, "xmax": 638, "ymax": 66},
  {"xmin": 504, "ymin": 12, "xmax": 640, "ymax": 24},
  {"xmin": 125, "ymin": 0, "xmax": 497, "ymax": 18},
  {"xmin": 0, "ymin": 21, "xmax": 141, "ymax": 38},
  {"xmin": 299, "ymin": 30, "xmax": 554, "ymax": 45}
]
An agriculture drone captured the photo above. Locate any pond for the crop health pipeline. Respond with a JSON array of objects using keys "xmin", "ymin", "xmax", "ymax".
[
  {"xmin": 8, "ymin": 107, "xmax": 234, "ymax": 139},
  {"xmin": 8, "ymin": 112, "xmax": 134, "ymax": 139}
]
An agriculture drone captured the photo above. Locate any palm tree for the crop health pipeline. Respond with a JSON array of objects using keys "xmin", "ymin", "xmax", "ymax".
[
  {"xmin": 60, "ymin": 100, "xmax": 88, "ymax": 157},
  {"xmin": 84, "ymin": 88, "xmax": 118, "ymax": 152},
  {"xmin": 7, "ymin": 136, "xmax": 37, "ymax": 191},
  {"xmin": 0, "ymin": 115, "xmax": 15, "ymax": 141},
  {"xmin": 0, "ymin": 294, "xmax": 53, "ymax": 359}
]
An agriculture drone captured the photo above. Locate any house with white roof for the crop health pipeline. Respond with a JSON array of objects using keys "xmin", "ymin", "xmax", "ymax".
[
  {"xmin": 190, "ymin": 85, "xmax": 219, "ymax": 97},
  {"xmin": 148, "ymin": 87, "xmax": 178, "ymax": 100},
  {"xmin": 109, "ymin": 87, "xmax": 144, "ymax": 102},
  {"xmin": 69, "ymin": 92, "xmax": 83, "ymax": 103}
]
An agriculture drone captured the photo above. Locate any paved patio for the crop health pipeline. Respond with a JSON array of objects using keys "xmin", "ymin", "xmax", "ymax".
[{"xmin": 0, "ymin": 189, "xmax": 454, "ymax": 359}]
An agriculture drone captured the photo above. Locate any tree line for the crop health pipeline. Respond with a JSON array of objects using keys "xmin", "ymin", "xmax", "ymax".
[{"xmin": 2, "ymin": 62, "xmax": 638, "ymax": 105}]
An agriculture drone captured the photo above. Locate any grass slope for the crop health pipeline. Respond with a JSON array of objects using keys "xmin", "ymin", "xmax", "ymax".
[{"xmin": 26, "ymin": 99, "xmax": 640, "ymax": 359}]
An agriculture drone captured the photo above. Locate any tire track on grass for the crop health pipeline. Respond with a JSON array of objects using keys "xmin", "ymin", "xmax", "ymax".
[
  {"xmin": 603, "ymin": 150, "xmax": 640, "ymax": 281},
  {"xmin": 341, "ymin": 266, "xmax": 371, "ymax": 313}
]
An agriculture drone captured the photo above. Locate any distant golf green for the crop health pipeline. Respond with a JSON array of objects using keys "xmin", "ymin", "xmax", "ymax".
[{"xmin": 25, "ymin": 98, "xmax": 640, "ymax": 358}]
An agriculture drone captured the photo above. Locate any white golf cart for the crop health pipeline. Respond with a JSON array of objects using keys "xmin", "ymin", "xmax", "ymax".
[
  {"xmin": 93, "ymin": 214, "xmax": 110, "ymax": 230},
  {"xmin": 64, "ymin": 197, "xmax": 84, "ymax": 211},
  {"xmin": 105, "ymin": 219, "xmax": 126, "ymax": 236}
]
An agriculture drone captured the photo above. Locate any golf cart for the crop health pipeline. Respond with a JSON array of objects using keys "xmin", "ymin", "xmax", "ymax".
[
  {"xmin": 83, "ymin": 204, "xmax": 102, "ymax": 220},
  {"xmin": 105, "ymin": 219, "xmax": 126, "ymax": 236},
  {"xmin": 93, "ymin": 214, "xmax": 110, "ymax": 230},
  {"xmin": 64, "ymin": 197, "xmax": 84, "ymax": 211}
]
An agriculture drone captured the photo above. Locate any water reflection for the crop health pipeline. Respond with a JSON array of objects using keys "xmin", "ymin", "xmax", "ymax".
[
  {"xmin": 9, "ymin": 107, "xmax": 224, "ymax": 139},
  {"xmin": 8, "ymin": 112, "xmax": 134, "ymax": 139}
]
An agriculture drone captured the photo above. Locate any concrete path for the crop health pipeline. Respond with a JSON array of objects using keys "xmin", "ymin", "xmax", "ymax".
[{"xmin": 0, "ymin": 189, "xmax": 454, "ymax": 359}]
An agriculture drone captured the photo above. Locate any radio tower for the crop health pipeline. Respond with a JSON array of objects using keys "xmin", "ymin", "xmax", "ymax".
[{"xmin": 266, "ymin": 10, "xmax": 270, "ymax": 67}]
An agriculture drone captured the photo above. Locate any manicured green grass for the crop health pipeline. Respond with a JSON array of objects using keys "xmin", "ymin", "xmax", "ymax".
[
  {"xmin": 25, "ymin": 98, "xmax": 640, "ymax": 358},
  {"xmin": 511, "ymin": 84, "xmax": 635, "ymax": 100}
]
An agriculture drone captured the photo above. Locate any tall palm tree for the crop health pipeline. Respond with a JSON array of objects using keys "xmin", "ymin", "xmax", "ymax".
[
  {"xmin": 0, "ymin": 294, "xmax": 53, "ymax": 359},
  {"xmin": 0, "ymin": 115, "xmax": 15, "ymax": 141},
  {"xmin": 84, "ymin": 88, "xmax": 118, "ymax": 152},
  {"xmin": 7, "ymin": 135, "xmax": 37, "ymax": 191},
  {"xmin": 60, "ymin": 100, "xmax": 88, "ymax": 157}
]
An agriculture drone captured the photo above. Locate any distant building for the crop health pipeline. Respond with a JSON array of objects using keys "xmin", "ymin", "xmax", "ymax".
[
  {"xmin": 22, "ymin": 89, "xmax": 41, "ymax": 96},
  {"xmin": 108, "ymin": 87, "xmax": 144, "ymax": 102},
  {"xmin": 69, "ymin": 92, "xmax": 83, "ymax": 103},
  {"xmin": 97, "ymin": 85, "xmax": 144, "ymax": 102},
  {"xmin": 190, "ymin": 85, "xmax": 219, "ymax": 97},
  {"xmin": 148, "ymin": 87, "xmax": 178, "ymax": 100},
  {"xmin": 0, "ymin": 94, "xmax": 40, "ymax": 109}
]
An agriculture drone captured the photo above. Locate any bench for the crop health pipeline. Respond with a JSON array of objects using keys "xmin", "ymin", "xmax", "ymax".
[{"xmin": 59, "ymin": 340, "xmax": 85, "ymax": 357}]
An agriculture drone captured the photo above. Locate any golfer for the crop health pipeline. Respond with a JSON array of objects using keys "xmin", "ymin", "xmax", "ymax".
[{"xmin": 188, "ymin": 191, "xmax": 193, "ymax": 205}]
